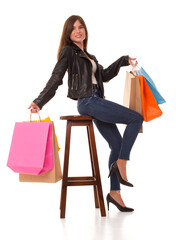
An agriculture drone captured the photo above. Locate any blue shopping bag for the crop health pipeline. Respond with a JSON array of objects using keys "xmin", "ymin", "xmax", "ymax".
[{"xmin": 135, "ymin": 67, "xmax": 166, "ymax": 104}]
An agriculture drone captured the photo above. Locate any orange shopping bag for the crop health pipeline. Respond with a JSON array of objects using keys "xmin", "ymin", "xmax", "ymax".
[{"xmin": 137, "ymin": 75, "xmax": 162, "ymax": 122}]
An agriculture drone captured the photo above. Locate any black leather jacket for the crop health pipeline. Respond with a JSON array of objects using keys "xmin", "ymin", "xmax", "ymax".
[{"xmin": 33, "ymin": 43, "xmax": 129, "ymax": 109}]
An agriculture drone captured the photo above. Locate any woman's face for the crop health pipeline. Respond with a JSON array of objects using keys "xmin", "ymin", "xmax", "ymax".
[{"xmin": 70, "ymin": 20, "xmax": 86, "ymax": 46}]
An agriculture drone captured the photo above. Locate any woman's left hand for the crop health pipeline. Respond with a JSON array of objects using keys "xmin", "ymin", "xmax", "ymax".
[{"xmin": 129, "ymin": 57, "xmax": 138, "ymax": 67}]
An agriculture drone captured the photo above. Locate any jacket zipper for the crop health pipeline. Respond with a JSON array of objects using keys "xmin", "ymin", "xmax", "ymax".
[
  {"xmin": 71, "ymin": 73, "xmax": 79, "ymax": 90},
  {"xmin": 75, "ymin": 74, "xmax": 78, "ymax": 90},
  {"xmin": 71, "ymin": 74, "xmax": 74, "ymax": 90}
]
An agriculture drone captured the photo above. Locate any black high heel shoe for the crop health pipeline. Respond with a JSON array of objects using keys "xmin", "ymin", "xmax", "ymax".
[
  {"xmin": 106, "ymin": 193, "xmax": 134, "ymax": 212},
  {"xmin": 108, "ymin": 161, "xmax": 133, "ymax": 187}
]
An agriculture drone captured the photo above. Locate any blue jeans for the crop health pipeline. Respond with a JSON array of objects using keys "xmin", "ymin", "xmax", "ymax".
[{"xmin": 77, "ymin": 86, "xmax": 143, "ymax": 191}]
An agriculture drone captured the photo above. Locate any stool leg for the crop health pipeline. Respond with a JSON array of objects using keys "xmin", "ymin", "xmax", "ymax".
[
  {"xmin": 87, "ymin": 126, "xmax": 99, "ymax": 208},
  {"xmin": 88, "ymin": 122, "xmax": 106, "ymax": 217},
  {"xmin": 60, "ymin": 121, "xmax": 72, "ymax": 218}
]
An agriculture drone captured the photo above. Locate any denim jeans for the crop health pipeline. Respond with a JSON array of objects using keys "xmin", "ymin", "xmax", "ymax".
[{"xmin": 77, "ymin": 86, "xmax": 143, "ymax": 191}]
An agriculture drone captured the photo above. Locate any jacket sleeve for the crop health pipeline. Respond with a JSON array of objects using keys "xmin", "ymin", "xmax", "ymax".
[
  {"xmin": 33, "ymin": 47, "xmax": 69, "ymax": 109},
  {"xmin": 100, "ymin": 55, "xmax": 129, "ymax": 82}
]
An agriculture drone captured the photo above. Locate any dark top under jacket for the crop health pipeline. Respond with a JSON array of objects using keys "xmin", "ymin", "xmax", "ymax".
[{"xmin": 33, "ymin": 43, "xmax": 130, "ymax": 109}]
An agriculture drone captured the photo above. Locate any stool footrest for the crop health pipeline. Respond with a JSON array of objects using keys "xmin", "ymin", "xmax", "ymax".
[{"xmin": 67, "ymin": 176, "xmax": 96, "ymax": 186}]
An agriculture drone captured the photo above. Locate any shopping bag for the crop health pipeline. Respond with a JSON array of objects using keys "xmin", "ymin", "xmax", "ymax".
[
  {"xmin": 135, "ymin": 67, "xmax": 166, "ymax": 104},
  {"xmin": 24, "ymin": 116, "xmax": 60, "ymax": 151},
  {"xmin": 7, "ymin": 121, "xmax": 53, "ymax": 175},
  {"xmin": 137, "ymin": 75, "xmax": 163, "ymax": 122},
  {"xmin": 123, "ymin": 71, "xmax": 143, "ymax": 132},
  {"xmin": 19, "ymin": 122, "xmax": 62, "ymax": 183}
]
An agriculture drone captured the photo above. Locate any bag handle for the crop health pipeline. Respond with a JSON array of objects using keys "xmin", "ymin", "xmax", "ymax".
[
  {"xmin": 132, "ymin": 65, "xmax": 141, "ymax": 75},
  {"xmin": 30, "ymin": 111, "xmax": 41, "ymax": 122}
]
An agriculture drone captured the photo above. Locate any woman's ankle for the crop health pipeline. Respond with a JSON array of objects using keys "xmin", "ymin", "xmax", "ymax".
[
  {"xmin": 110, "ymin": 190, "xmax": 120, "ymax": 196},
  {"xmin": 109, "ymin": 190, "xmax": 126, "ymax": 207},
  {"xmin": 116, "ymin": 159, "xmax": 128, "ymax": 181},
  {"xmin": 116, "ymin": 159, "xmax": 127, "ymax": 166}
]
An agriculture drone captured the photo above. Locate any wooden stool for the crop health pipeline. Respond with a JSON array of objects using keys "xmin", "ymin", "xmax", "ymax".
[{"xmin": 60, "ymin": 115, "xmax": 106, "ymax": 218}]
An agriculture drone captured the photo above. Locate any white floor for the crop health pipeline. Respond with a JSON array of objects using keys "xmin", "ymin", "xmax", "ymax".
[{"xmin": 1, "ymin": 178, "xmax": 175, "ymax": 240}]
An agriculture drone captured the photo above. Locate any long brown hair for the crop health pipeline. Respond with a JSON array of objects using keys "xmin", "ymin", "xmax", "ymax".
[{"xmin": 57, "ymin": 15, "xmax": 88, "ymax": 60}]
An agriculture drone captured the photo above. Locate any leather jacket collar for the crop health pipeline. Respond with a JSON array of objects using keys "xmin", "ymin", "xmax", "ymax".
[
  {"xmin": 70, "ymin": 42, "xmax": 83, "ymax": 51},
  {"xmin": 70, "ymin": 42, "xmax": 97, "ymax": 62}
]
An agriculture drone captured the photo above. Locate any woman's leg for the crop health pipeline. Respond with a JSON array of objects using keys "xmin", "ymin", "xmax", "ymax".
[
  {"xmin": 78, "ymin": 96, "xmax": 143, "ymax": 161},
  {"xmin": 77, "ymin": 93, "xmax": 143, "ymax": 207},
  {"xmin": 93, "ymin": 119, "xmax": 122, "ymax": 191},
  {"xmin": 93, "ymin": 119, "xmax": 127, "ymax": 207}
]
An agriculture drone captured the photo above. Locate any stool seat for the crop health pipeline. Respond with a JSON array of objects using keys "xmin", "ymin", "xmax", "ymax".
[
  {"xmin": 59, "ymin": 114, "xmax": 106, "ymax": 218},
  {"xmin": 60, "ymin": 115, "xmax": 95, "ymax": 121}
]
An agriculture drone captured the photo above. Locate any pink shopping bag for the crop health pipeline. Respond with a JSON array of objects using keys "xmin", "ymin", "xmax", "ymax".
[{"xmin": 7, "ymin": 122, "xmax": 53, "ymax": 175}]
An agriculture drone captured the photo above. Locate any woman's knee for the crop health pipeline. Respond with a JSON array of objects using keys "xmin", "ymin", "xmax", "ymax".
[
  {"xmin": 133, "ymin": 112, "xmax": 144, "ymax": 125},
  {"xmin": 137, "ymin": 113, "xmax": 144, "ymax": 124}
]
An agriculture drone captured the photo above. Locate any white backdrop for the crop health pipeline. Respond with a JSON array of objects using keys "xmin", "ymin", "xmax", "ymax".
[{"xmin": 0, "ymin": 0, "xmax": 175, "ymax": 239}]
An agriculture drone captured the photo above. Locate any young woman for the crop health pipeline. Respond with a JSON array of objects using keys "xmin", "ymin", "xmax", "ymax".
[{"xmin": 29, "ymin": 15, "xmax": 143, "ymax": 212}]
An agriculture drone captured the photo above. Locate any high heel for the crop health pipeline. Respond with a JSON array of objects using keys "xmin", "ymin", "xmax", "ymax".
[
  {"xmin": 108, "ymin": 161, "xmax": 133, "ymax": 187},
  {"xmin": 106, "ymin": 194, "xmax": 134, "ymax": 212}
]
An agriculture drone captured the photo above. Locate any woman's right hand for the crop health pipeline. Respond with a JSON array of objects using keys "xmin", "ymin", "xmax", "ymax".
[{"xmin": 28, "ymin": 102, "xmax": 40, "ymax": 113}]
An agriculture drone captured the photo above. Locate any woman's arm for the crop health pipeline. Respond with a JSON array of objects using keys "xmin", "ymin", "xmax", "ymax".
[
  {"xmin": 30, "ymin": 47, "xmax": 70, "ymax": 111},
  {"xmin": 100, "ymin": 55, "xmax": 137, "ymax": 82}
]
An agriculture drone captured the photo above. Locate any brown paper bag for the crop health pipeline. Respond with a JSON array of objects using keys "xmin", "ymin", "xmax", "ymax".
[
  {"xmin": 123, "ymin": 71, "xmax": 143, "ymax": 133},
  {"xmin": 19, "ymin": 122, "xmax": 62, "ymax": 183}
]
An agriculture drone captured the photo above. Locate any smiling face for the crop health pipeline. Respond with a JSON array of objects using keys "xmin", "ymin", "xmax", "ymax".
[{"xmin": 70, "ymin": 20, "xmax": 86, "ymax": 48}]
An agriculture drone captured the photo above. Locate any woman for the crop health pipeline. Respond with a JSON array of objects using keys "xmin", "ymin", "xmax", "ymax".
[{"xmin": 29, "ymin": 15, "xmax": 143, "ymax": 212}]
